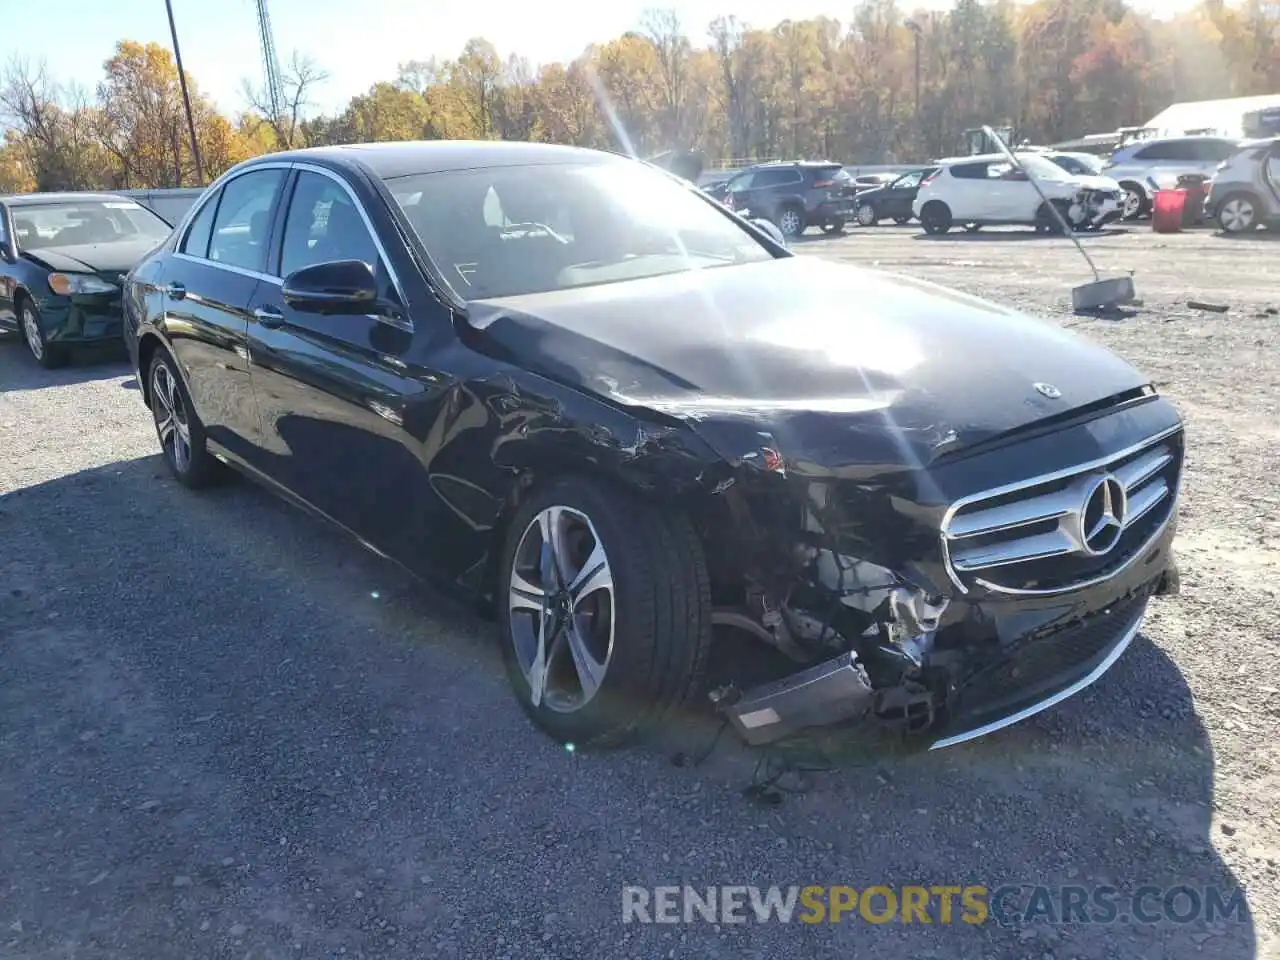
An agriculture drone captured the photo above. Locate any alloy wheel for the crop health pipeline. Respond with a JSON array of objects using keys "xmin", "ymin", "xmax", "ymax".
[
  {"xmin": 21, "ymin": 304, "xmax": 44, "ymax": 361},
  {"xmin": 856, "ymin": 204, "xmax": 877, "ymax": 226},
  {"xmin": 151, "ymin": 362, "xmax": 193, "ymax": 474},
  {"xmin": 1122, "ymin": 188, "xmax": 1143, "ymax": 219},
  {"xmin": 508, "ymin": 505, "xmax": 615, "ymax": 713},
  {"xmin": 1220, "ymin": 197, "xmax": 1256, "ymax": 233},
  {"xmin": 778, "ymin": 209, "xmax": 802, "ymax": 237}
]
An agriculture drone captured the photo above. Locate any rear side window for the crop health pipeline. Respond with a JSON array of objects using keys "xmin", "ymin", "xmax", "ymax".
[
  {"xmin": 950, "ymin": 162, "xmax": 990, "ymax": 179},
  {"xmin": 181, "ymin": 193, "xmax": 219, "ymax": 258},
  {"xmin": 753, "ymin": 168, "xmax": 802, "ymax": 187},
  {"xmin": 1197, "ymin": 140, "xmax": 1239, "ymax": 162},
  {"xmin": 208, "ymin": 169, "xmax": 285, "ymax": 273},
  {"xmin": 809, "ymin": 165, "xmax": 849, "ymax": 184},
  {"xmin": 1134, "ymin": 141, "xmax": 1195, "ymax": 161}
]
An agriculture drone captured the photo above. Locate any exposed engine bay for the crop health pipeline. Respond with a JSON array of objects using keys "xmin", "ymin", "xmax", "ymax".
[{"xmin": 1066, "ymin": 187, "xmax": 1125, "ymax": 231}]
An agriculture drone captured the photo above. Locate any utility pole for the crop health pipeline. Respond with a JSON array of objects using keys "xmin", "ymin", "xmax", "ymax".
[
  {"xmin": 164, "ymin": 0, "xmax": 204, "ymax": 186},
  {"xmin": 906, "ymin": 20, "xmax": 922, "ymax": 125}
]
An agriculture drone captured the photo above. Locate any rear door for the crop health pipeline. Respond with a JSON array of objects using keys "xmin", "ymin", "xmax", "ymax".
[
  {"xmin": 162, "ymin": 166, "xmax": 286, "ymax": 461},
  {"xmin": 243, "ymin": 166, "xmax": 439, "ymax": 558}
]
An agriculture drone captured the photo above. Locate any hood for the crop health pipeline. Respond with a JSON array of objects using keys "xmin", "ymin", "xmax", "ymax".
[
  {"xmin": 23, "ymin": 239, "xmax": 159, "ymax": 278},
  {"xmin": 464, "ymin": 257, "xmax": 1149, "ymax": 473}
]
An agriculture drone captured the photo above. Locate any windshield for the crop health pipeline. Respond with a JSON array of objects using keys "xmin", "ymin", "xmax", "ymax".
[
  {"xmin": 1015, "ymin": 154, "xmax": 1075, "ymax": 180},
  {"xmin": 386, "ymin": 161, "xmax": 775, "ymax": 300},
  {"xmin": 11, "ymin": 199, "xmax": 172, "ymax": 251},
  {"xmin": 1049, "ymin": 154, "xmax": 1104, "ymax": 176}
]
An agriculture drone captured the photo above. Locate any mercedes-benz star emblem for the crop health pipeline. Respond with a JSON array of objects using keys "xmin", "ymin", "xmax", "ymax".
[
  {"xmin": 1034, "ymin": 382, "xmax": 1062, "ymax": 399},
  {"xmin": 1079, "ymin": 474, "xmax": 1127, "ymax": 555}
]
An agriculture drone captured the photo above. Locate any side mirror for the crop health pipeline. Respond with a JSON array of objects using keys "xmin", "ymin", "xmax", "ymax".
[
  {"xmin": 281, "ymin": 259, "xmax": 378, "ymax": 314},
  {"xmin": 751, "ymin": 218, "xmax": 788, "ymax": 248}
]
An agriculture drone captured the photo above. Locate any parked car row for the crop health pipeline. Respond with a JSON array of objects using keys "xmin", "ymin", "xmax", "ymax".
[
  {"xmin": 2, "ymin": 140, "xmax": 1185, "ymax": 761},
  {"xmin": 701, "ymin": 135, "xmax": 1280, "ymax": 237}
]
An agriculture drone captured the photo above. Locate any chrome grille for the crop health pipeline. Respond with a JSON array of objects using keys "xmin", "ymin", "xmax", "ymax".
[{"xmin": 941, "ymin": 427, "xmax": 1183, "ymax": 595}]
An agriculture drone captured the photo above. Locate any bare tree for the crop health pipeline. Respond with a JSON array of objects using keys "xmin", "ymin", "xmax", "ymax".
[
  {"xmin": 242, "ymin": 51, "xmax": 328, "ymax": 149},
  {"xmin": 642, "ymin": 8, "xmax": 693, "ymax": 147}
]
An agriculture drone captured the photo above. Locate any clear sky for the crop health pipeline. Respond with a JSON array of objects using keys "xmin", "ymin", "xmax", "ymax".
[{"xmin": 7, "ymin": 0, "xmax": 1201, "ymax": 117}]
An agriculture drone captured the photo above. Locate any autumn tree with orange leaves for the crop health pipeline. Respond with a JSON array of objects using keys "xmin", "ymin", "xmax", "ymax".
[{"xmin": 2, "ymin": 0, "xmax": 1278, "ymax": 191}]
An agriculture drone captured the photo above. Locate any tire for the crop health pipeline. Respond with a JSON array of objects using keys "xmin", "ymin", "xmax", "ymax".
[
  {"xmin": 18, "ymin": 297, "xmax": 67, "ymax": 369},
  {"xmin": 856, "ymin": 203, "xmax": 879, "ymax": 227},
  {"xmin": 147, "ymin": 347, "xmax": 221, "ymax": 489},
  {"xmin": 964, "ymin": 224, "xmax": 981, "ymax": 233},
  {"xmin": 920, "ymin": 201, "xmax": 952, "ymax": 235},
  {"xmin": 776, "ymin": 205, "xmax": 805, "ymax": 238},
  {"xmin": 1120, "ymin": 182, "xmax": 1149, "ymax": 220},
  {"xmin": 821, "ymin": 219, "xmax": 845, "ymax": 235},
  {"xmin": 1035, "ymin": 202, "xmax": 1072, "ymax": 235},
  {"xmin": 497, "ymin": 475, "xmax": 712, "ymax": 749},
  {"xmin": 893, "ymin": 215, "xmax": 911, "ymax": 225},
  {"xmin": 1217, "ymin": 193, "xmax": 1259, "ymax": 233}
]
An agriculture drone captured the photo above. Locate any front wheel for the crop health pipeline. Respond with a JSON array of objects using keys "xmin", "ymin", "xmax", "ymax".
[
  {"xmin": 498, "ymin": 476, "xmax": 712, "ymax": 749},
  {"xmin": 1217, "ymin": 194, "xmax": 1259, "ymax": 233},
  {"xmin": 18, "ymin": 299, "xmax": 67, "ymax": 369},
  {"xmin": 148, "ymin": 348, "xmax": 222, "ymax": 489}
]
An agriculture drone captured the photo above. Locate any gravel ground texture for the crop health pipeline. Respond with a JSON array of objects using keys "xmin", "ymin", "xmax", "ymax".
[{"xmin": 1, "ymin": 222, "xmax": 1277, "ymax": 960}]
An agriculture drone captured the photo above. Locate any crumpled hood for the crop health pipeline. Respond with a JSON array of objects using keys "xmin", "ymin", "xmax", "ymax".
[
  {"xmin": 23, "ymin": 239, "xmax": 159, "ymax": 278},
  {"xmin": 1073, "ymin": 174, "xmax": 1123, "ymax": 193},
  {"xmin": 464, "ymin": 257, "xmax": 1149, "ymax": 473}
]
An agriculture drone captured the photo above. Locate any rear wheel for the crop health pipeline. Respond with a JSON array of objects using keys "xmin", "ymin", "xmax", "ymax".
[
  {"xmin": 18, "ymin": 299, "xmax": 67, "ymax": 369},
  {"xmin": 776, "ymin": 205, "xmax": 805, "ymax": 238},
  {"xmin": 148, "ymin": 347, "xmax": 221, "ymax": 489},
  {"xmin": 498, "ymin": 476, "xmax": 712, "ymax": 749},
  {"xmin": 856, "ymin": 203, "xmax": 879, "ymax": 227},
  {"xmin": 920, "ymin": 201, "xmax": 953, "ymax": 235},
  {"xmin": 1217, "ymin": 193, "xmax": 1259, "ymax": 233}
]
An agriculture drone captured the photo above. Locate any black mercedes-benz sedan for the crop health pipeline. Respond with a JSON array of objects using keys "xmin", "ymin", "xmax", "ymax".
[
  {"xmin": 122, "ymin": 141, "xmax": 1183, "ymax": 751},
  {"xmin": 1, "ymin": 192, "xmax": 173, "ymax": 368}
]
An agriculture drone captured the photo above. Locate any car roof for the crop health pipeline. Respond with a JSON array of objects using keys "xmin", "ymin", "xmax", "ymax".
[
  {"xmin": 934, "ymin": 152, "xmax": 1029, "ymax": 165},
  {"xmin": 1, "ymin": 191, "xmax": 136, "ymax": 206},
  {"xmin": 1117, "ymin": 134, "xmax": 1239, "ymax": 148},
  {"xmin": 251, "ymin": 140, "xmax": 626, "ymax": 180}
]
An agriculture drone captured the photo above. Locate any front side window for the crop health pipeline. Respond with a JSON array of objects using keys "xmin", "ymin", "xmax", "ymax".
[
  {"xmin": 280, "ymin": 171, "xmax": 379, "ymax": 277},
  {"xmin": 208, "ymin": 169, "xmax": 285, "ymax": 273},
  {"xmin": 9, "ymin": 199, "xmax": 171, "ymax": 252},
  {"xmin": 387, "ymin": 159, "xmax": 775, "ymax": 301}
]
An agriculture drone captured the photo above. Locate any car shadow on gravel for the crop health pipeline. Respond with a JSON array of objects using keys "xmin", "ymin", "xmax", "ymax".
[
  {"xmin": 0, "ymin": 334, "xmax": 131, "ymax": 394},
  {"xmin": 0, "ymin": 457, "xmax": 1257, "ymax": 959}
]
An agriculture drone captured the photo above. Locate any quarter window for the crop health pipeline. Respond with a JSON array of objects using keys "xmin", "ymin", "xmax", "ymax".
[
  {"xmin": 181, "ymin": 192, "xmax": 219, "ymax": 258},
  {"xmin": 208, "ymin": 169, "xmax": 285, "ymax": 273},
  {"xmin": 279, "ymin": 171, "xmax": 378, "ymax": 277}
]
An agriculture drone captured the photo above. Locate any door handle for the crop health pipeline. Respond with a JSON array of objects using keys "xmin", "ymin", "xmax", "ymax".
[
  {"xmin": 253, "ymin": 306, "xmax": 285, "ymax": 329},
  {"xmin": 165, "ymin": 282, "xmax": 186, "ymax": 300}
]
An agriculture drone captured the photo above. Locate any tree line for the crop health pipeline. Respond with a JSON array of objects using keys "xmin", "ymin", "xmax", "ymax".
[{"xmin": 2, "ymin": 0, "xmax": 1277, "ymax": 194}]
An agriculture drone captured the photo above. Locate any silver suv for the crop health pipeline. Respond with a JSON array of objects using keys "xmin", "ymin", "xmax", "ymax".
[
  {"xmin": 1204, "ymin": 137, "xmax": 1280, "ymax": 233},
  {"xmin": 1103, "ymin": 136, "xmax": 1240, "ymax": 219}
]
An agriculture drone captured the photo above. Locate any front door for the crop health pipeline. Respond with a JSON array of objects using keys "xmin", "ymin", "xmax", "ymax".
[
  {"xmin": 162, "ymin": 168, "xmax": 286, "ymax": 461},
  {"xmin": 243, "ymin": 168, "xmax": 451, "ymax": 565}
]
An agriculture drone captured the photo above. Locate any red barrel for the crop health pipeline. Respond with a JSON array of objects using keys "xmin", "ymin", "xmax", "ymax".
[{"xmin": 1152, "ymin": 189, "xmax": 1186, "ymax": 233}]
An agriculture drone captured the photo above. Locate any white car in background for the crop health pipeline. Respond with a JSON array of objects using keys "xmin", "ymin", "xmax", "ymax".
[
  {"xmin": 1102, "ymin": 135, "xmax": 1240, "ymax": 219},
  {"xmin": 912, "ymin": 152, "xmax": 1125, "ymax": 235}
]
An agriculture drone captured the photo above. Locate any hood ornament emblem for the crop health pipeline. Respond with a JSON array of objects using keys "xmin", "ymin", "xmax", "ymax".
[{"xmin": 1033, "ymin": 382, "xmax": 1062, "ymax": 399}]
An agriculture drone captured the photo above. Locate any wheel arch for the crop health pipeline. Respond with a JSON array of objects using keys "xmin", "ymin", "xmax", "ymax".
[
  {"xmin": 135, "ymin": 330, "xmax": 168, "ymax": 408},
  {"xmin": 470, "ymin": 391, "xmax": 732, "ymax": 614}
]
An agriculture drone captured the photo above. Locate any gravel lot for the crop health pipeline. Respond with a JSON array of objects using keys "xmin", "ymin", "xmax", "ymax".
[{"xmin": 2, "ymin": 224, "xmax": 1277, "ymax": 959}]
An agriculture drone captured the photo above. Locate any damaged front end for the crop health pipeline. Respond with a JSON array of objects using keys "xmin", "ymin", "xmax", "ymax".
[
  {"xmin": 689, "ymin": 401, "xmax": 1185, "ymax": 751},
  {"xmin": 1067, "ymin": 186, "xmax": 1125, "ymax": 230}
]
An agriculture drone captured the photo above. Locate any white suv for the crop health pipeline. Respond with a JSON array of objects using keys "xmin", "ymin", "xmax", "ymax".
[
  {"xmin": 1103, "ymin": 136, "xmax": 1240, "ymax": 219},
  {"xmin": 912, "ymin": 153, "xmax": 1124, "ymax": 235}
]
